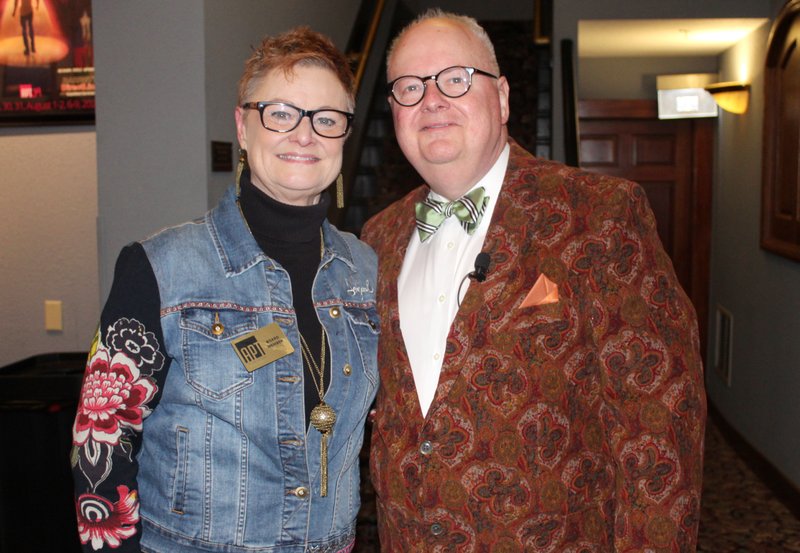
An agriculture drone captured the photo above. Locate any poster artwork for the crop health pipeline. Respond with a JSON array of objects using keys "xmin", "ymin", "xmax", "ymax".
[{"xmin": 0, "ymin": 0, "xmax": 94, "ymax": 123}]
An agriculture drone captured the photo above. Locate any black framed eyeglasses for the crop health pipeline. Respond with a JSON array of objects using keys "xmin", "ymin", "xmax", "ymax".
[
  {"xmin": 241, "ymin": 102, "xmax": 354, "ymax": 138},
  {"xmin": 387, "ymin": 65, "xmax": 499, "ymax": 107}
]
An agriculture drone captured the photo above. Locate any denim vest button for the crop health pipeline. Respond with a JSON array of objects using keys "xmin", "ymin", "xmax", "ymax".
[
  {"xmin": 430, "ymin": 522, "xmax": 444, "ymax": 536},
  {"xmin": 419, "ymin": 441, "xmax": 433, "ymax": 455},
  {"xmin": 342, "ymin": 363, "xmax": 352, "ymax": 376},
  {"xmin": 329, "ymin": 307, "xmax": 341, "ymax": 318},
  {"xmin": 293, "ymin": 486, "xmax": 309, "ymax": 498}
]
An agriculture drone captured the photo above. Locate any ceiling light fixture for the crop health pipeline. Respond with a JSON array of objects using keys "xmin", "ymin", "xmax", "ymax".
[{"xmin": 704, "ymin": 81, "xmax": 750, "ymax": 114}]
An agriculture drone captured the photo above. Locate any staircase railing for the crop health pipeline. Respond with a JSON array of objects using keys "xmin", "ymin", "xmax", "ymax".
[{"xmin": 329, "ymin": 0, "xmax": 398, "ymax": 228}]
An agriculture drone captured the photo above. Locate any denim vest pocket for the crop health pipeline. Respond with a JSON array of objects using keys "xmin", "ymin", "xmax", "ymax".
[
  {"xmin": 170, "ymin": 426, "xmax": 190, "ymax": 514},
  {"xmin": 344, "ymin": 305, "xmax": 380, "ymax": 335},
  {"xmin": 180, "ymin": 308, "xmax": 258, "ymax": 399},
  {"xmin": 344, "ymin": 305, "xmax": 380, "ymax": 382}
]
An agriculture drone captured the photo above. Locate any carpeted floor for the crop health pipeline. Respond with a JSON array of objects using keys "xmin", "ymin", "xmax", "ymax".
[
  {"xmin": 698, "ymin": 410, "xmax": 800, "ymax": 552},
  {"xmin": 354, "ymin": 409, "xmax": 800, "ymax": 552}
]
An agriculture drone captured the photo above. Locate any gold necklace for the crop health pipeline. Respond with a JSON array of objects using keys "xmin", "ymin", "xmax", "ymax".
[
  {"xmin": 299, "ymin": 330, "xmax": 326, "ymax": 398},
  {"xmin": 237, "ymin": 196, "xmax": 336, "ymax": 497},
  {"xmin": 301, "ymin": 230, "xmax": 336, "ymax": 497},
  {"xmin": 300, "ymin": 330, "xmax": 336, "ymax": 497}
]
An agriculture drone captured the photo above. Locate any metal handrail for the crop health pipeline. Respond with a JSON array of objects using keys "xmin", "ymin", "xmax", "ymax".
[
  {"xmin": 353, "ymin": 0, "xmax": 386, "ymax": 93},
  {"xmin": 330, "ymin": 0, "xmax": 398, "ymax": 229}
]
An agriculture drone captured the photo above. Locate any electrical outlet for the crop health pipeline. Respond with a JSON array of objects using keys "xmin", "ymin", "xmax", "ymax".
[{"xmin": 45, "ymin": 300, "xmax": 63, "ymax": 331}]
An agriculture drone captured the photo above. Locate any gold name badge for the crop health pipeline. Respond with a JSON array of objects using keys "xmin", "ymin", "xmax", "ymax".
[{"xmin": 231, "ymin": 323, "xmax": 295, "ymax": 372}]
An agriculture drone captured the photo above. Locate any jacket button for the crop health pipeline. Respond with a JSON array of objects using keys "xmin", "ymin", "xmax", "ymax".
[
  {"xmin": 329, "ymin": 307, "xmax": 341, "ymax": 318},
  {"xmin": 419, "ymin": 441, "xmax": 433, "ymax": 455},
  {"xmin": 342, "ymin": 363, "xmax": 352, "ymax": 376},
  {"xmin": 293, "ymin": 486, "xmax": 309, "ymax": 498},
  {"xmin": 430, "ymin": 522, "xmax": 444, "ymax": 536}
]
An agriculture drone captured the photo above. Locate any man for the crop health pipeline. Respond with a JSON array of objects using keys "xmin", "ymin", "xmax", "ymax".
[{"xmin": 360, "ymin": 9, "xmax": 706, "ymax": 552}]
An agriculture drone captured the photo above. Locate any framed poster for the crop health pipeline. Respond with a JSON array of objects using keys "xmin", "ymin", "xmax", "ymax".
[{"xmin": 0, "ymin": 0, "xmax": 94, "ymax": 125}]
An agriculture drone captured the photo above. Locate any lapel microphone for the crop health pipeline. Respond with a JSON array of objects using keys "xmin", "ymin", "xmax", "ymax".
[
  {"xmin": 458, "ymin": 252, "xmax": 491, "ymax": 307},
  {"xmin": 468, "ymin": 252, "xmax": 491, "ymax": 282}
]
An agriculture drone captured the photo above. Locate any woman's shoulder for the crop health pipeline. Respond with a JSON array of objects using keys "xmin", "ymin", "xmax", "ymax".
[
  {"xmin": 141, "ymin": 187, "xmax": 238, "ymax": 252},
  {"xmin": 326, "ymin": 223, "xmax": 377, "ymax": 267}
]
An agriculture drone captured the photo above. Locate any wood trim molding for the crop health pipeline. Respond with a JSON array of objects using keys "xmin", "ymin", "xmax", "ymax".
[
  {"xmin": 760, "ymin": 0, "xmax": 800, "ymax": 261},
  {"xmin": 578, "ymin": 99, "xmax": 658, "ymax": 120}
]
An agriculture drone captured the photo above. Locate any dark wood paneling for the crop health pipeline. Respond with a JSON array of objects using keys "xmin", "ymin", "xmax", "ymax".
[{"xmin": 761, "ymin": 0, "xmax": 800, "ymax": 261}]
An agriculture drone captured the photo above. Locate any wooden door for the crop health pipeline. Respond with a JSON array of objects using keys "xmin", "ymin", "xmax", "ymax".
[{"xmin": 578, "ymin": 99, "xmax": 713, "ymax": 349}]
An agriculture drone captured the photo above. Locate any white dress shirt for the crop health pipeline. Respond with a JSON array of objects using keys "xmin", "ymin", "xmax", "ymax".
[{"xmin": 398, "ymin": 144, "xmax": 510, "ymax": 417}]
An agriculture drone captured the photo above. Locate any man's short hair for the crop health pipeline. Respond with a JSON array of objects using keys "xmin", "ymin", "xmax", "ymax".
[{"xmin": 386, "ymin": 8, "xmax": 500, "ymax": 76}]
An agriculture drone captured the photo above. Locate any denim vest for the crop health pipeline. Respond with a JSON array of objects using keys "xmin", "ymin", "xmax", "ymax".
[{"xmin": 136, "ymin": 186, "xmax": 379, "ymax": 553}]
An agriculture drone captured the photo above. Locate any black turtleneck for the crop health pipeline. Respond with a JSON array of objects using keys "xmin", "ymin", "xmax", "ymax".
[{"xmin": 239, "ymin": 170, "xmax": 331, "ymax": 428}]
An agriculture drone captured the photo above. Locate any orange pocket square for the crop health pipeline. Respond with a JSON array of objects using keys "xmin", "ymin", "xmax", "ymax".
[{"xmin": 520, "ymin": 274, "xmax": 559, "ymax": 308}]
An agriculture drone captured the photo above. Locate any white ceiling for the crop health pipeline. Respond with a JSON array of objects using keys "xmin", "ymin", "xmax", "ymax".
[{"xmin": 578, "ymin": 18, "xmax": 769, "ymax": 58}]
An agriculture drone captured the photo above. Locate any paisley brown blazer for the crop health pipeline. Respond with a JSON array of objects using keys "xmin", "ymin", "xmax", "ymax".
[{"xmin": 361, "ymin": 141, "xmax": 706, "ymax": 552}]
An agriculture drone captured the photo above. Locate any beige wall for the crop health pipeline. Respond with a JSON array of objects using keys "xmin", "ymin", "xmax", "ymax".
[
  {"xmin": 94, "ymin": 0, "xmax": 362, "ymax": 299},
  {"xmin": 0, "ymin": 2, "xmax": 363, "ymax": 368},
  {"xmin": 0, "ymin": 128, "xmax": 99, "ymax": 367}
]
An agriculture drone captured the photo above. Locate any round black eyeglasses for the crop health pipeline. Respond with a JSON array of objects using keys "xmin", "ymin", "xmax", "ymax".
[
  {"xmin": 241, "ymin": 102, "xmax": 354, "ymax": 139},
  {"xmin": 387, "ymin": 65, "xmax": 499, "ymax": 107}
]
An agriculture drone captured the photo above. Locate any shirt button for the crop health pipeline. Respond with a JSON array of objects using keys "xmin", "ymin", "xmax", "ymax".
[
  {"xmin": 433, "ymin": 353, "xmax": 440, "ymax": 361},
  {"xmin": 437, "ymin": 294, "xmax": 446, "ymax": 303},
  {"xmin": 447, "ymin": 241, "xmax": 455, "ymax": 250},
  {"xmin": 430, "ymin": 522, "xmax": 444, "ymax": 536},
  {"xmin": 419, "ymin": 441, "xmax": 433, "ymax": 455},
  {"xmin": 329, "ymin": 307, "xmax": 340, "ymax": 318},
  {"xmin": 293, "ymin": 486, "xmax": 309, "ymax": 498},
  {"xmin": 342, "ymin": 363, "xmax": 352, "ymax": 376}
]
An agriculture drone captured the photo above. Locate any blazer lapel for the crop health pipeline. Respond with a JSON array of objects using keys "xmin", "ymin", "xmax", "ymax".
[
  {"xmin": 376, "ymin": 188, "xmax": 428, "ymax": 425},
  {"xmin": 426, "ymin": 142, "xmax": 547, "ymax": 419}
]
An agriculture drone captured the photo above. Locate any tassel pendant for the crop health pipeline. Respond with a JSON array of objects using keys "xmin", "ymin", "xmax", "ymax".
[
  {"xmin": 310, "ymin": 402, "xmax": 336, "ymax": 497},
  {"xmin": 319, "ymin": 430, "xmax": 330, "ymax": 497}
]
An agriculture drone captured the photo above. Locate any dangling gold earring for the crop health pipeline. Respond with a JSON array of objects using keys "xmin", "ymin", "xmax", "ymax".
[
  {"xmin": 336, "ymin": 173, "xmax": 344, "ymax": 209},
  {"xmin": 236, "ymin": 148, "xmax": 247, "ymax": 194}
]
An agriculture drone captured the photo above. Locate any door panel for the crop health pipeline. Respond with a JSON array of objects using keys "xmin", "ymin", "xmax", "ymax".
[
  {"xmin": 578, "ymin": 99, "xmax": 712, "ymax": 349},
  {"xmin": 580, "ymin": 117, "xmax": 692, "ymax": 287}
]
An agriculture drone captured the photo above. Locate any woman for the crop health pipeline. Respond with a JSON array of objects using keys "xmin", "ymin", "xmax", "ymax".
[{"xmin": 71, "ymin": 27, "xmax": 378, "ymax": 553}]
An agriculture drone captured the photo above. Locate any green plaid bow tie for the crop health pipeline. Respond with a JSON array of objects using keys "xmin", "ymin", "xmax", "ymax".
[{"xmin": 415, "ymin": 187, "xmax": 489, "ymax": 243}]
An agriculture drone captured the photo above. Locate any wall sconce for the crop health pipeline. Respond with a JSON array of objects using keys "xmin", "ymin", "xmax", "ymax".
[{"xmin": 704, "ymin": 82, "xmax": 750, "ymax": 114}]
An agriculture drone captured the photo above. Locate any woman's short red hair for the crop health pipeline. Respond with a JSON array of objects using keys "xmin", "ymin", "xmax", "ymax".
[{"xmin": 238, "ymin": 26, "xmax": 355, "ymax": 111}]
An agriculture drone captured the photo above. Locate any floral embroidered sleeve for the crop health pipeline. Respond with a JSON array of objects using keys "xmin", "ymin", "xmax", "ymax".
[{"xmin": 71, "ymin": 243, "xmax": 167, "ymax": 552}]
